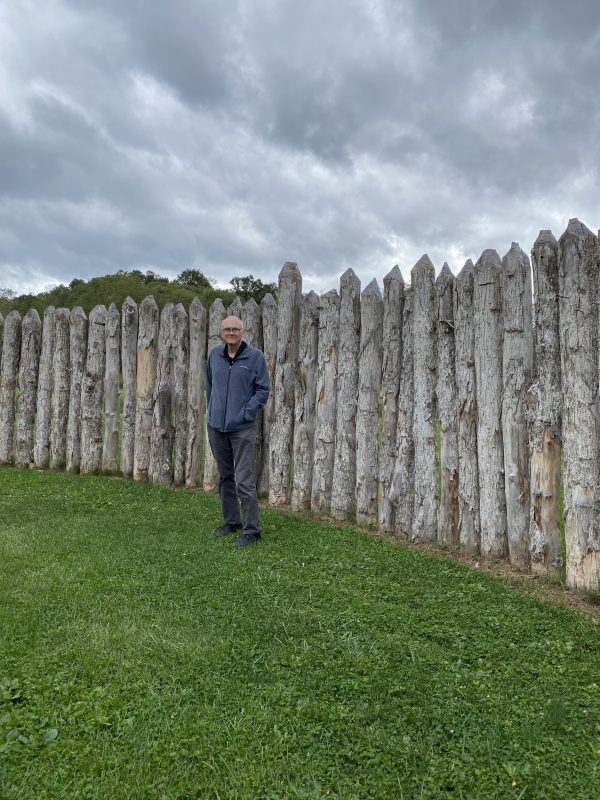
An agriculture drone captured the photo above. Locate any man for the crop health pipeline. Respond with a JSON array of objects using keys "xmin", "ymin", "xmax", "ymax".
[{"xmin": 206, "ymin": 315, "xmax": 270, "ymax": 546}]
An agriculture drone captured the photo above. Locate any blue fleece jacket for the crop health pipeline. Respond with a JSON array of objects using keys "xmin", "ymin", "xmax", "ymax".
[{"xmin": 206, "ymin": 342, "xmax": 270, "ymax": 432}]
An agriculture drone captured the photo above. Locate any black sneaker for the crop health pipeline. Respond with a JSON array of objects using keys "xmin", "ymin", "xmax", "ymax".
[
  {"xmin": 234, "ymin": 533, "xmax": 261, "ymax": 547},
  {"xmin": 213, "ymin": 525, "xmax": 241, "ymax": 537}
]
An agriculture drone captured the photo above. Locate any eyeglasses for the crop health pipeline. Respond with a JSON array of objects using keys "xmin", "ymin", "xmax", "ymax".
[{"xmin": 222, "ymin": 327, "xmax": 242, "ymax": 334}]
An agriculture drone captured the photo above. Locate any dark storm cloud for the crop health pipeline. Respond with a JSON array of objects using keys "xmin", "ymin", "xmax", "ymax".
[{"xmin": 2, "ymin": 0, "xmax": 600, "ymax": 295}]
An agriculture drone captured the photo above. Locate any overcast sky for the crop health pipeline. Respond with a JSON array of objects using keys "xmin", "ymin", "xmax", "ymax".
[{"xmin": 1, "ymin": 0, "xmax": 599, "ymax": 297}]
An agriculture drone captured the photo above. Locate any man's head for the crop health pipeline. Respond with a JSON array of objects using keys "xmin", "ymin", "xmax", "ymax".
[{"xmin": 221, "ymin": 315, "xmax": 244, "ymax": 349}]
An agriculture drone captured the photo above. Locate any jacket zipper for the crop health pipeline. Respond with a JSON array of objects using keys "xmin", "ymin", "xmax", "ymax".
[{"xmin": 222, "ymin": 363, "xmax": 232, "ymax": 429}]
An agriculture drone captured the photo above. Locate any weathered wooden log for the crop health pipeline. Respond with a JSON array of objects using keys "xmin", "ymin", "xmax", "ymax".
[
  {"xmin": 269, "ymin": 262, "xmax": 302, "ymax": 506},
  {"xmin": 331, "ymin": 268, "xmax": 361, "ymax": 520},
  {"xmin": 356, "ymin": 279, "xmax": 384, "ymax": 528},
  {"xmin": 0, "ymin": 311, "xmax": 22, "ymax": 464},
  {"xmin": 0, "ymin": 313, "xmax": 4, "ymax": 370},
  {"xmin": 34, "ymin": 306, "xmax": 55, "ymax": 468},
  {"xmin": 311, "ymin": 290, "xmax": 340, "ymax": 513},
  {"xmin": 101, "ymin": 303, "xmax": 120, "ymax": 472},
  {"xmin": 242, "ymin": 298, "xmax": 264, "ymax": 480},
  {"xmin": 257, "ymin": 292, "xmax": 277, "ymax": 496},
  {"xmin": 15, "ymin": 310, "xmax": 42, "ymax": 468},
  {"xmin": 121, "ymin": 297, "xmax": 138, "ymax": 477},
  {"xmin": 291, "ymin": 291, "xmax": 319, "ymax": 511},
  {"xmin": 453, "ymin": 260, "xmax": 480, "ymax": 553},
  {"xmin": 203, "ymin": 298, "xmax": 226, "ymax": 492},
  {"xmin": 436, "ymin": 264, "xmax": 459, "ymax": 545},
  {"xmin": 528, "ymin": 230, "xmax": 562, "ymax": 577},
  {"xmin": 559, "ymin": 218, "xmax": 600, "ymax": 590},
  {"xmin": 186, "ymin": 298, "xmax": 207, "ymax": 488},
  {"xmin": 173, "ymin": 303, "xmax": 189, "ymax": 486},
  {"xmin": 390, "ymin": 287, "xmax": 414, "ymax": 538},
  {"xmin": 133, "ymin": 296, "xmax": 159, "ymax": 482},
  {"xmin": 80, "ymin": 305, "xmax": 107, "ymax": 474},
  {"xmin": 501, "ymin": 243, "xmax": 533, "ymax": 569},
  {"xmin": 65, "ymin": 307, "xmax": 88, "ymax": 472},
  {"xmin": 228, "ymin": 296, "xmax": 243, "ymax": 318},
  {"xmin": 474, "ymin": 249, "xmax": 507, "ymax": 558},
  {"xmin": 150, "ymin": 303, "xmax": 175, "ymax": 485},
  {"xmin": 378, "ymin": 265, "xmax": 404, "ymax": 531},
  {"xmin": 411, "ymin": 255, "xmax": 438, "ymax": 541},
  {"xmin": 49, "ymin": 308, "xmax": 71, "ymax": 469}
]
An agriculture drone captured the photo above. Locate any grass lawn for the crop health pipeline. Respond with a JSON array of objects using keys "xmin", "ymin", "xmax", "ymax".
[{"xmin": 1, "ymin": 468, "xmax": 599, "ymax": 799}]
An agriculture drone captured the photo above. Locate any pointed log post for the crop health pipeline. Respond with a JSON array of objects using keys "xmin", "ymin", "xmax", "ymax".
[
  {"xmin": 49, "ymin": 308, "xmax": 71, "ymax": 470},
  {"xmin": 474, "ymin": 249, "xmax": 507, "ymax": 558},
  {"xmin": 311, "ymin": 290, "xmax": 340, "ymax": 513},
  {"xmin": 186, "ymin": 298, "xmax": 207, "ymax": 488},
  {"xmin": 258, "ymin": 293, "xmax": 277, "ymax": 496},
  {"xmin": 269, "ymin": 262, "xmax": 302, "ymax": 506},
  {"xmin": 454, "ymin": 260, "xmax": 480, "ymax": 554},
  {"xmin": 133, "ymin": 296, "xmax": 159, "ymax": 482},
  {"xmin": 242, "ymin": 298, "xmax": 264, "ymax": 480},
  {"xmin": 150, "ymin": 303, "xmax": 175, "ymax": 486},
  {"xmin": 0, "ymin": 311, "xmax": 22, "ymax": 464},
  {"xmin": 121, "ymin": 297, "xmax": 138, "ymax": 477},
  {"xmin": 0, "ymin": 312, "xmax": 4, "ymax": 369},
  {"xmin": 528, "ymin": 231, "xmax": 562, "ymax": 576},
  {"xmin": 501, "ymin": 243, "xmax": 533, "ymax": 569},
  {"xmin": 228, "ymin": 296, "xmax": 243, "ymax": 318},
  {"xmin": 34, "ymin": 306, "xmax": 55, "ymax": 468},
  {"xmin": 390, "ymin": 288, "xmax": 414, "ymax": 538},
  {"xmin": 173, "ymin": 303, "xmax": 189, "ymax": 486},
  {"xmin": 291, "ymin": 291, "xmax": 319, "ymax": 511},
  {"xmin": 66, "ymin": 308, "xmax": 88, "ymax": 472},
  {"xmin": 101, "ymin": 303, "xmax": 120, "ymax": 472},
  {"xmin": 436, "ymin": 264, "xmax": 459, "ymax": 545},
  {"xmin": 80, "ymin": 305, "xmax": 107, "ymax": 474},
  {"xmin": 203, "ymin": 298, "xmax": 227, "ymax": 492},
  {"xmin": 15, "ymin": 310, "xmax": 42, "ymax": 468},
  {"xmin": 331, "ymin": 268, "xmax": 361, "ymax": 520},
  {"xmin": 356, "ymin": 279, "xmax": 384, "ymax": 528},
  {"xmin": 378, "ymin": 266, "xmax": 404, "ymax": 531},
  {"xmin": 559, "ymin": 218, "xmax": 600, "ymax": 590},
  {"xmin": 411, "ymin": 256, "xmax": 438, "ymax": 541}
]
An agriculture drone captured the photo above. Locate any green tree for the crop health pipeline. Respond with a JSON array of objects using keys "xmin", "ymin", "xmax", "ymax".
[
  {"xmin": 176, "ymin": 269, "xmax": 214, "ymax": 290},
  {"xmin": 229, "ymin": 274, "xmax": 277, "ymax": 303}
]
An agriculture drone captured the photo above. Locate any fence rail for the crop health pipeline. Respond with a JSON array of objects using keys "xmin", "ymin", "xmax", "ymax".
[{"xmin": 1, "ymin": 218, "xmax": 599, "ymax": 590}]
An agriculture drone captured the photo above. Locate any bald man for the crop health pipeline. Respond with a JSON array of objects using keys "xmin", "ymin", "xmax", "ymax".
[{"xmin": 206, "ymin": 315, "xmax": 270, "ymax": 546}]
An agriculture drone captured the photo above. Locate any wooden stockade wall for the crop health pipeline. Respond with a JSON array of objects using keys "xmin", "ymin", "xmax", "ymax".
[{"xmin": 1, "ymin": 217, "xmax": 600, "ymax": 591}]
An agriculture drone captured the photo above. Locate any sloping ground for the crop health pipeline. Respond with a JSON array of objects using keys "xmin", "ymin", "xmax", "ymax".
[{"xmin": 1, "ymin": 468, "xmax": 599, "ymax": 800}]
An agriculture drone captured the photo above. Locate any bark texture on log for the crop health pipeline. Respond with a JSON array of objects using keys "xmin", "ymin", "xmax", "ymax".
[
  {"xmin": 390, "ymin": 288, "xmax": 414, "ymax": 538},
  {"xmin": 49, "ymin": 308, "xmax": 71, "ymax": 470},
  {"xmin": 291, "ymin": 291, "xmax": 319, "ymax": 511},
  {"xmin": 331, "ymin": 268, "xmax": 361, "ymax": 520},
  {"xmin": 311, "ymin": 290, "xmax": 340, "ymax": 513},
  {"xmin": 474, "ymin": 250, "xmax": 507, "ymax": 558},
  {"xmin": 133, "ymin": 296, "xmax": 159, "ymax": 482},
  {"xmin": 436, "ymin": 264, "xmax": 459, "ymax": 545},
  {"xmin": 242, "ymin": 298, "xmax": 264, "ymax": 479},
  {"xmin": 186, "ymin": 298, "xmax": 207, "ymax": 488},
  {"xmin": 203, "ymin": 299, "xmax": 226, "ymax": 492},
  {"xmin": 269, "ymin": 262, "xmax": 302, "ymax": 506},
  {"xmin": 258, "ymin": 293, "xmax": 277, "ymax": 496},
  {"xmin": 80, "ymin": 305, "xmax": 107, "ymax": 474},
  {"xmin": 356, "ymin": 279, "xmax": 383, "ymax": 528},
  {"xmin": 411, "ymin": 256, "xmax": 438, "ymax": 541},
  {"xmin": 559, "ymin": 218, "xmax": 600, "ymax": 590},
  {"xmin": 501, "ymin": 243, "xmax": 533, "ymax": 569},
  {"xmin": 66, "ymin": 307, "xmax": 88, "ymax": 472},
  {"xmin": 378, "ymin": 265, "xmax": 404, "ymax": 531},
  {"xmin": 173, "ymin": 303, "xmax": 189, "ymax": 486},
  {"xmin": 121, "ymin": 297, "xmax": 138, "ymax": 477},
  {"xmin": 150, "ymin": 303, "xmax": 175, "ymax": 485},
  {"xmin": 528, "ymin": 230, "xmax": 562, "ymax": 577},
  {"xmin": 228, "ymin": 296, "xmax": 243, "ymax": 318},
  {"xmin": 34, "ymin": 306, "xmax": 55, "ymax": 468},
  {"xmin": 0, "ymin": 313, "xmax": 4, "ymax": 372},
  {"xmin": 102, "ymin": 303, "xmax": 120, "ymax": 472},
  {"xmin": 0, "ymin": 312, "xmax": 22, "ymax": 464},
  {"xmin": 15, "ymin": 310, "xmax": 41, "ymax": 468},
  {"xmin": 454, "ymin": 260, "xmax": 480, "ymax": 553}
]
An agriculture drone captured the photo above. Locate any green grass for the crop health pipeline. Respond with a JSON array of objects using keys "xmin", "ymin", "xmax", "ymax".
[{"xmin": 1, "ymin": 469, "xmax": 599, "ymax": 800}]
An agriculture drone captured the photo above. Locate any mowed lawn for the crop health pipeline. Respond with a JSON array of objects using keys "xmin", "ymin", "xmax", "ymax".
[{"xmin": 1, "ymin": 469, "xmax": 599, "ymax": 800}]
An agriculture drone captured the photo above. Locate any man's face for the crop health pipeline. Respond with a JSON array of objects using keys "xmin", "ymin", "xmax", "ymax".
[{"xmin": 221, "ymin": 317, "xmax": 244, "ymax": 346}]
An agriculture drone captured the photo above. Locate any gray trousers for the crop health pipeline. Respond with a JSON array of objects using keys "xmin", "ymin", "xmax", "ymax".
[{"xmin": 207, "ymin": 424, "xmax": 261, "ymax": 536}]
